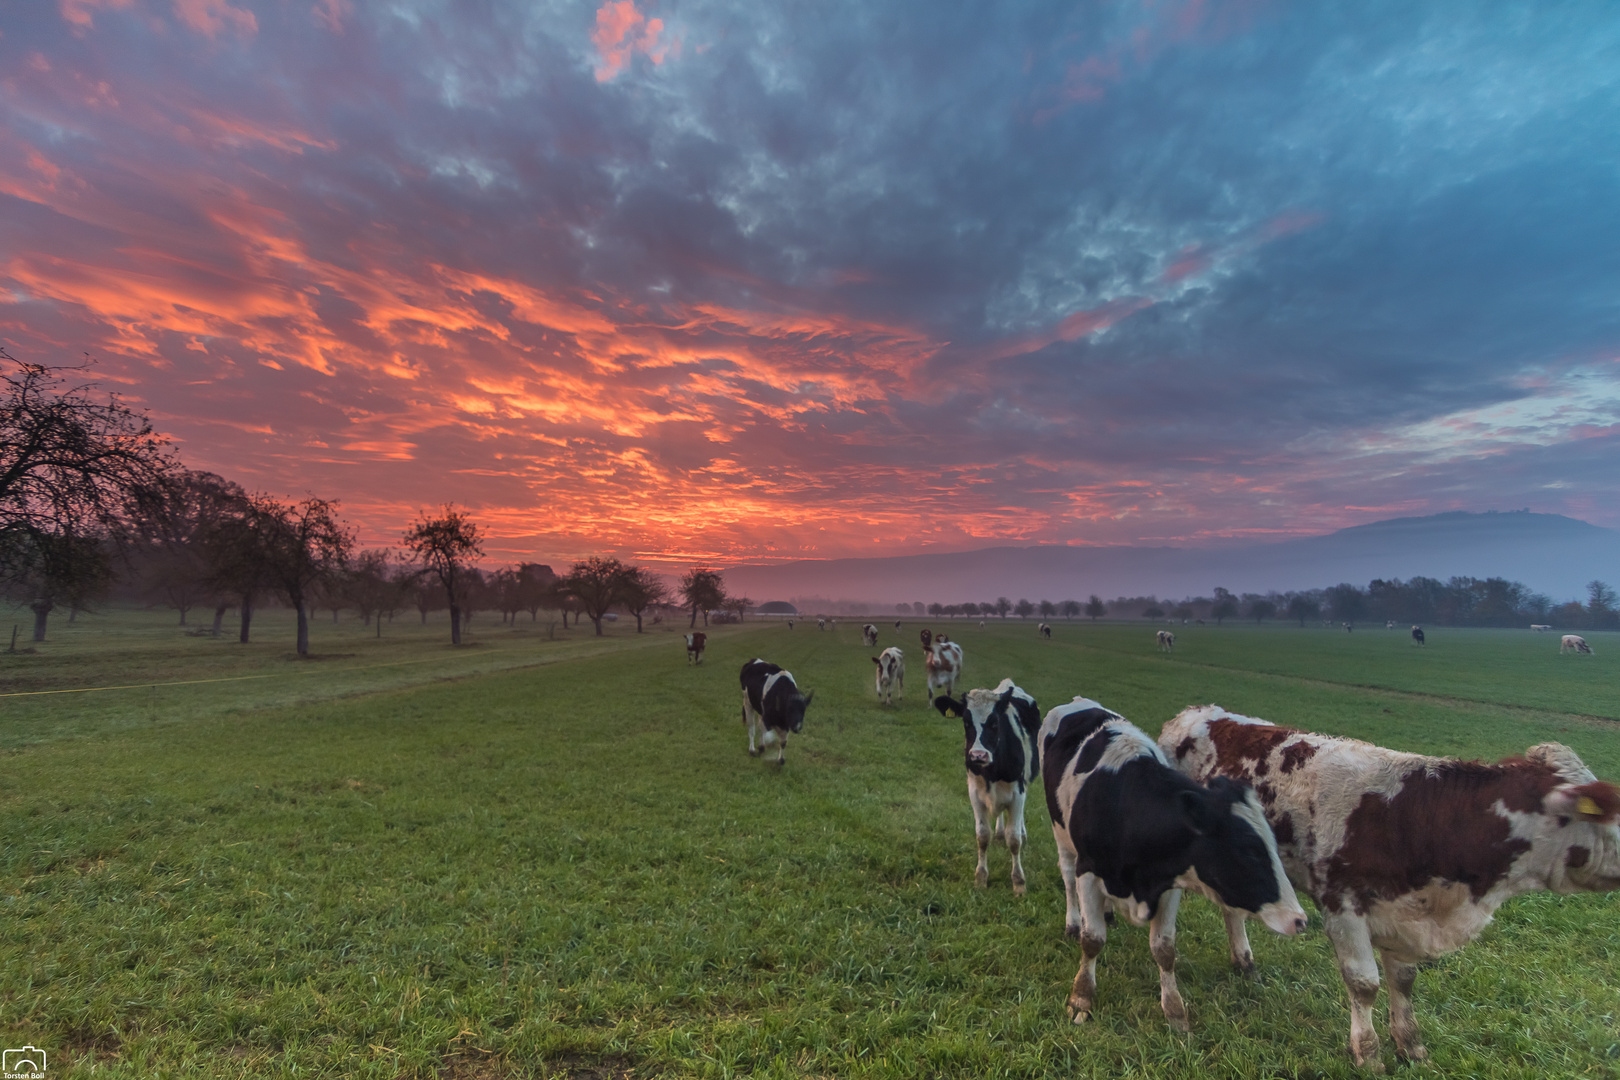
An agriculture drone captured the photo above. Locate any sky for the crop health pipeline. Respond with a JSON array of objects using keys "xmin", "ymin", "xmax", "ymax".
[{"xmin": 4, "ymin": 0, "xmax": 1619, "ymax": 569}]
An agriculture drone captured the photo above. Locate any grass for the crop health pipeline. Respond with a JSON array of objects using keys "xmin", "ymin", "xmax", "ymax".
[{"xmin": 2, "ymin": 610, "xmax": 1618, "ymax": 1078}]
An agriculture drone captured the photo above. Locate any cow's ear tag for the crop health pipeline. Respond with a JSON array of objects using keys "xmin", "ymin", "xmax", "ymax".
[{"xmin": 1575, "ymin": 795, "xmax": 1603, "ymax": 817}]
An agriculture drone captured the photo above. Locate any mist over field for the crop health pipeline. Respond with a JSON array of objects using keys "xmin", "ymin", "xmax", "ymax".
[{"xmin": 720, "ymin": 511, "xmax": 1620, "ymax": 608}]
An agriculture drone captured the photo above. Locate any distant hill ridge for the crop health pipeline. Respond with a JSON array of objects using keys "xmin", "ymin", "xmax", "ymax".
[{"xmin": 720, "ymin": 511, "xmax": 1620, "ymax": 607}]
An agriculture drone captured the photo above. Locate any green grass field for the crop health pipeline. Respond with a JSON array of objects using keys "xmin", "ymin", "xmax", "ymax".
[{"xmin": 2, "ymin": 610, "xmax": 1617, "ymax": 1078}]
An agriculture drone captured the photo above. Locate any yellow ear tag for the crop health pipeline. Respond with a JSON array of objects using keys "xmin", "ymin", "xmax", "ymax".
[{"xmin": 1575, "ymin": 795, "xmax": 1602, "ymax": 817}]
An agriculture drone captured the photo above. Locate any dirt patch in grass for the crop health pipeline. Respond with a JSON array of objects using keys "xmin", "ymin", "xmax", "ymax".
[{"xmin": 535, "ymin": 1055, "xmax": 637, "ymax": 1080}]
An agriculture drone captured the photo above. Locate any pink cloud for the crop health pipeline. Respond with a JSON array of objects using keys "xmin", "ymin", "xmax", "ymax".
[
  {"xmin": 173, "ymin": 0, "xmax": 257, "ymax": 39},
  {"xmin": 592, "ymin": 0, "xmax": 672, "ymax": 83},
  {"xmin": 58, "ymin": 0, "xmax": 133, "ymax": 30}
]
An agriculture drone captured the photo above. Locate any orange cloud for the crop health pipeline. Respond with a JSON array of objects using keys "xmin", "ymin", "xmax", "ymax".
[{"xmin": 592, "ymin": 0, "xmax": 672, "ymax": 82}]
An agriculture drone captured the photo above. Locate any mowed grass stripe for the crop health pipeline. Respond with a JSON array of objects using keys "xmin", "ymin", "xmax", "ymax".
[{"xmin": 2, "ymin": 620, "xmax": 1617, "ymax": 1078}]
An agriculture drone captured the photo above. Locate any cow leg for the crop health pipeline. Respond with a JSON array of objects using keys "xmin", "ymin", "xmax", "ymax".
[
  {"xmin": 1056, "ymin": 832, "xmax": 1082, "ymax": 938},
  {"xmin": 1324, "ymin": 913, "xmax": 1384, "ymax": 1071},
  {"xmin": 1150, "ymin": 888, "xmax": 1190, "ymax": 1032},
  {"xmin": 1381, "ymin": 951, "xmax": 1427, "ymax": 1062},
  {"xmin": 1223, "ymin": 906, "xmax": 1256, "ymax": 974},
  {"xmin": 967, "ymin": 776, "xmax": 992, "ymax": 888},
  {"xmin": 775, "ymin": 732, "xmax": 787, "ymax": 766},
  {"xmin": 1006, "ymin": 789, "xmax": 1028, "ymax": 896},
  {"xmin": 1067, "ymin": 873, "xmax": 1109, "ymax": 1024},
  {"xmin": 744, "ymin": 702, "xmax": 760, "ymax": 756}
]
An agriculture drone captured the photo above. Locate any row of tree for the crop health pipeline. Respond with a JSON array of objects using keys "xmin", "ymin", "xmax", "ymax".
[
  {"xmin": 2, "ymin": 350, "xmax": 739, "ymax": 652},
  {"xmin": 893, "ymin": 597, "xmax": 1110, "ymax": 621}
]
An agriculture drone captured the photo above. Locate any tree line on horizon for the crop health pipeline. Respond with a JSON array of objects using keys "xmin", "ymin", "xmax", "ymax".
[
  {"xmin": 0, "ymin": 349, "xmax": 739, "ymax": 652},
  {"xmin": 889, "ymin": 578, "xmax": 1615, "ymax": 630}
]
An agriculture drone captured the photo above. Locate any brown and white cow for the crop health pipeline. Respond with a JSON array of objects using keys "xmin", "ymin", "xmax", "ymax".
[
  {"xmin": 872, "ymin": 646, "xmax": 904, "ymax": 705},
  {"xmin": 1561, "ymin": 634, "xmax": 1592, "ymax": 654},
  {"xmin": 920, "ymin": 630, "xmax": 963, "ymax": 699},
  {"xmin": 685, "ymin": 632, "xmax": 707, "ymax": 664},
  {"xmin": 862, "ymin": 623, "xmax": 878, "ymax": 647},
  {"xmin": 1161, "ymin": 706, "xmax": 1620, "ymax": 1068},
  {"xmin": 1156, "ymin": 630, "xmax": 1175, "ymax": 653}
]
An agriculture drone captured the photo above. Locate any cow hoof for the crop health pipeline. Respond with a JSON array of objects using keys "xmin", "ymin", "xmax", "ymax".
[
  {"xmin": 1012, "ymin": 881, "xmax": 1026, "ymax": 897},
  {"xmin": 1348, "ymin": 1046, "xmax": 1386, "ymax": 1074},
  {"xmin": 1396, "ymin": 1045, "xmax": 1429, "ymax": 1063},
  {"xmin": 1232, "ymin": 955, "xmax": 1256, "ymax": 977},
  {"xmin": 1165, "ymin": 1013, "xmax": 1191, "ymax": 1034},
  {"xmin": 1068, "ymin": 1004, "xmax": 1093, "ymax": 1026},
  {"xmin": 1063, "ymin": 923, "xmax": 1081, "ymax": 940},
  {"xmin": 749, "ymin": 748, "xmax": 760, "ymax": 757},
  {"xmin": 974, "ymin": 871, "xmax": 988, "ymax": 889}
]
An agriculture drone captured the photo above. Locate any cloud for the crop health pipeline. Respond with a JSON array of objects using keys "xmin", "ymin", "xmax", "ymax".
[
  {"xmin": 591, "ymin": 0, "xmax": 672, "ymax": 82},
  {"xmin": 172, "ymin": 0, "xmax": 257, "ymax": 39}
]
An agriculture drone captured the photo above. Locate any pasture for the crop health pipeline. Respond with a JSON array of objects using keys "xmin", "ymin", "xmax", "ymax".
[{"xmin": 2, "ymin": 612, "xmax": 1617, "ymax": 1078}]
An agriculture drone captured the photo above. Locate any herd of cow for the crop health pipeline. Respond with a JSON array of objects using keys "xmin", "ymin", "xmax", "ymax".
[{"xmin": 687, "ymin": 620, "xmax": 1619, "ymax": 1067}]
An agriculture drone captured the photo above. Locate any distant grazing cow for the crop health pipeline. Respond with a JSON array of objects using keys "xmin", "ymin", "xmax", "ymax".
[
  {"xmin": 1162, "ymin": 706, "xmax": 1620, "ymax": 1067},
  {"xmin": 1156, "ymin": 630, "xmax": 1175, "ymax": 653},
  {"xmin": 1530, "ymin": 624, "xmax": 1552, "ymax": 632},
  {"xmin": 862, "ymin": 623, "xmax": 878, "ymax": 646},
  {"xmin": 1343, "ymin": 621, "xmax": 1353, "ymax": 632},
  {"xmin": 1561, "ymin": 634, "xmax": 1592, "ymax": 654},
  {"xmin": 1039, "ymin": 622, "xmax": 1052, "ymax": 639},
  {"xmin": 979, "ymin": 619, "xmax": 986, "ymax": 627},
  {"xmin": 920, "ymin": 628, "xmax": 933, "ymax": 649},
  {"xmin": 817, "ymin": 617, "xmax": 827, "ymax": 631},
  {"xmin": 1041, "ymin": 697, "xmax": 1305, "ymax": 1031},
  {"xmin": 740, "ymin": 658, "xmax": 814, "ymax": 766},
  {"xmin": 684, "ymin": 632, "xmax": 707, "ymax": 664},
  {"xmin": 872, "ymin": 647, "xmax": 904, "ymax": 705},
  {"xmin": 786, "ymin": 619, "xmax": 794, "ymax": 629},
  {"xmin": 1410, "ymin": 625, "xmax": 1425, "ymax": 646},
  {"xmin": 935, "ymin": 679, "xmax": 1041, "ymax": 893},
  {"xmin": 894, "ymin": 620, "xmax": 902, "ymax": 631},
  {"xmin": 1386, "ymin": 620, "xmax": 1396, "ymax": 630},
  {"xmin": 924, "ymin": 634, "xmax": 964, "ymax": 699}
]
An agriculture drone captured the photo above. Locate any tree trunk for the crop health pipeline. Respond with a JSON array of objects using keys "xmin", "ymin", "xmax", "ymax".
[
  {"xmin": 450, "ymin": 604, "xmax": 462, "ymax": 645},
  {"xmin": 31, "ymin": 599, "xmax": 51, "ymax": 643},
  {"xmin": 592, "ymin": 615, "xmax": 603, "ymax": 636},
  {"xmin": 296, "ymin": 601, "xmax": 310, "ymax": 656},
  {"xmin": 239, "ymin": 595, "xmax": 253, "ymax": 643},
  {"xmin": 689, "ymin": 605, "xmax": 698, "ymax": 628},
  {"xmin": 634, "ymin": 611, "xmax": 644, "ymax": 632},
  {"xmin": 212, "ymin": 603, "xmax": 228, "ymax": 637},
  {"xmin": 376, "ymin": 615, "xmax": 382, "ymax": 639}
]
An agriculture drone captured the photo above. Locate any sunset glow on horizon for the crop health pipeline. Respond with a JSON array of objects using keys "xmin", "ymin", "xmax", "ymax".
[{"xmin": 5, "ymin": 1, "xmax": 1620, "ymax": 570}]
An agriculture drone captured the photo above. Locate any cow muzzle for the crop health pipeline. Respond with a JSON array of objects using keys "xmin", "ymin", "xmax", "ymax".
[
  {"xmin": 968, "ymin": 748, "xmax": 991, "ymax": 765},
  {"xmin": 1257, "ymin": 901, "xmax": 1308, "ymax": 936}
]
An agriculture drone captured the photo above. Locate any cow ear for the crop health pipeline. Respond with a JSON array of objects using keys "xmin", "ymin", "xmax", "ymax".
[
  {"xmin": 1547, "ymin": 782, "xmax": 1620, "ymax": 823},
  {"xmin": 872, "ymin": 656, "xmax": 881, "ymax": 665},
  {"xmin": 802, "ymin": 689, "xmax": 814, "ymax": 707},
  {"xmin": 1177, "ymin": 788, "xmax": 1223, "ymax": 836},
  {"xmin": 934, "ymin": 695, "xmax": 962, "ymax": 718}
]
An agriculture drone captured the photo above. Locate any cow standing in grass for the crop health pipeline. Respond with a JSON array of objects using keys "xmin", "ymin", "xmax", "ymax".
[
  {"xmin": 872, "ymin": 647, "xmax": 904, "ymax": 706},
  {"xmin": 1039, "ymin": 623, "xmax": 1052, "ymax": 639},
  {"xmin": 1040, "ymin": 697, "xmax": 1305, "ymax": 1031},
  {"xmin": 1161, "ymin": 706, "xmax": 1620, "ymax": 1068},
  {"xmin": 920, "ymin": 629, "xmax": 963, "ymax": 699},
  {"xmin": 862, "ymin": 623, "xmax": 878, "ymax": 647},
  {"xmin": 685, "ymin": 632, "xmax": 706, "ymax": 664},
  {"xmin": 1157, "ymin": 630, "xmax": 1175, "ymax": 653},
  {"xmin": 935, "ymin": 679, "xmax": 1041, "ymax": 894},
  {"xmin": 740, "ymin": 659, "xmax": 813, "ymax": 766},
  {"xmin": 1561, "ymin": 634, "xmax": 1592, "ymax": 654},
  {"xmin": 1410, "ymin": 625, "xmax": 1425, "ymax": 646}
]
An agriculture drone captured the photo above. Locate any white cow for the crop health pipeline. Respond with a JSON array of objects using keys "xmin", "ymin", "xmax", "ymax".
[
  {"xmin": 872, "ymin": 646, "xmax": 904, "ymax": 705},
  {"xmin": 1156, "ymin": 630, "xmax": 1175, "ymax": 653},
  {"xmin": 1561, "ymin": 634, "xmax": 1593, "ymax": 654},
  {"xmin": 1530, "ymin": 624, "xmax": 1552, "ymax": 632},
  {"xmin": 862, "ymin": 623, "xmax": 878, "ymax": 646}
]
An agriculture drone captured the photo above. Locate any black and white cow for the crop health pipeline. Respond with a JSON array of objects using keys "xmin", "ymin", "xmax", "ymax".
[
  {"xmin": 872, "ymin": 646, "xmax": 904, "ymax": 705},
  {"xmin": 862, "ymin": 623, "xmax": 878, "ymax": 647},
  {"xmin": 740, "ymin": 658, "xmax": 814, "ymax": 765},
  {"xmin": 685, "ymin": 631, "xmax": 707, "ymax": 664},
  {"xmin": 935, "ymin": 679, "xmax": 1042, "ymax": 894},
  {"xmin": 1411, "ymin": 625, "xmax": 1425, "ymax": 646},
  {"xmin": 1039, "ymin": 622, "xmax": 1052, "ymax": 639},
  {"xmin": 1039, "ymin": 696, "xmax": 1306, "ymax": 1030}
]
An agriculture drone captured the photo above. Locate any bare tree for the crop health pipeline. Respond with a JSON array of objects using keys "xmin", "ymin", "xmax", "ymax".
[
  {"xmin": 680, "ymin": 567, "xmax": 726, "ymax": 627},
  {"xmin": 617, "ymin": 565, "xmax": 668, "ymax": 632},
  {"xmin": 258, "ymin": 496, "xmax": 354, "ymax": 656},
  {"xmin": 402, "ymin": 505, "xmax": 484, "ymax": 645},
  {"xmin": 1084, "ymin": 595, "xmax": 1107, "ymax": 621},
  {"xmin": 724, "ymin": 594, "xmax": 753, "ymax": 623},
  {"xmin": 565, "ymin": 556, "xmax": 627, "ymax": 636}
]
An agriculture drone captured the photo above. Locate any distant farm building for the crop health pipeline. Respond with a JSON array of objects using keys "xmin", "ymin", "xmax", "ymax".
[{"xmin": 757, "ymin": 601, "xmax": 799, "ymax": 615}]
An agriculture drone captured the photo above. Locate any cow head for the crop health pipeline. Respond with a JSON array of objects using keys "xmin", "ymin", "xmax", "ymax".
[
  {"xmin": 920, "ymin": 628, "xmax": 933, "ymax": 649},
  {"xmin": 1181, "ymin": 777, "xmax": 1308, "ymax": 936},
  {"xmin": 1527, "ymin": 744, "xmax": 1620, "ymax": 892},
  {"xmin": 935, "ymin": 685, "xmax": 1035, "ymax": 773},
  {"xmin": 782, "ymin": 688, "xmax": 813, "ymax": 733}
]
